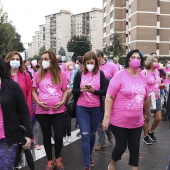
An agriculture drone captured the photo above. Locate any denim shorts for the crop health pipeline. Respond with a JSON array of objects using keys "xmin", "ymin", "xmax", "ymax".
[{"xmin": 152, "ymin": 98, "xmax": 161, "ymax": 113}]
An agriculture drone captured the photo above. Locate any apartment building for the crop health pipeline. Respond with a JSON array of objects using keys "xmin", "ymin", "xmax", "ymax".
[
  {"xmin": 27, "ymin": 36, "xmax": 36, "ymax": 58},
  {"xmin": 39, "ymin": 24, "xmax": 45, "ymax": 49},
  {"xmin": 45, "ymin": 10, "xmax": 71, "ymax": 54},
  {"xmin": 27, "ymin": 8, "xmax": 103, "ymax": 57},
  {"xmin": 103, "ymin": 0, "xmax": 170, "ymax": 56},
  {"xmin": 71, "ymin": 8, "xmax": 103, "ymax": 51}
]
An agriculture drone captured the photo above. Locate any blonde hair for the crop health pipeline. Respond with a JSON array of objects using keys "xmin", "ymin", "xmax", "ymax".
[
  {"xmin": 145, "ymin": 56, "xmax": 159, "ymax": 70},
  {"xmin": 66, "ymin": 62, "xmax": 73, "ymax": 70}
]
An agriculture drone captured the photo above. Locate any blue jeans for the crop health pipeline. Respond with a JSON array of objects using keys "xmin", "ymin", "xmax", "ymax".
[{"xmin": 76, "ymin": 105, "xmax": 102, "ymax": 167}]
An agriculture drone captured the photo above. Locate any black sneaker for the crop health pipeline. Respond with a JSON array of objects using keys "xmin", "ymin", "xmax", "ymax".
[
  {"xmin": 148, "ymin": 131, "xmax": 157, "ymax": 141},
  {"xmin": 143, "ymin": 136, "xmax": 152, "ymax": 145}
]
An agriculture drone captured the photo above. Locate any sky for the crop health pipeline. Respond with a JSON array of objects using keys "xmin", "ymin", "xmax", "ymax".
[{"xmin": 1, "ymin": 0, "xmax": 102, "ymax": 48}]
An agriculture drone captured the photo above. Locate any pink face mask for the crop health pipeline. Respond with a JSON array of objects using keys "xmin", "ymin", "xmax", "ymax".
[
  {"xmin": 152, "ymin": 63, "xmax": 159, "ymax": 69},
  {"xmin": 129, "ymin": 58, "xmax": 141, "ymax": 69}
]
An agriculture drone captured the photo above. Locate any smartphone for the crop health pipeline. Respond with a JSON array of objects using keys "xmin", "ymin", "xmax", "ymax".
[{"xmin": 85, "ymin": 85, "xmax": 92, "ymax": 89}]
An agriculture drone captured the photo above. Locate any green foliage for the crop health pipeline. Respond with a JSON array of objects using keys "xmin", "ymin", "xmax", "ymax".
[
  {"xmin": 27, "ymin": 57, "xmax": 33, "ymax": 61},
  {"xmin": 0, "ymin": 3, "xmax": 24, "ymax": 58},
  {"xmin": 67, "ymin": 35, "xmax": 91, "ymax": 61},
  {"xmin": 58, "ymin": 47, "xmax": 66, "ymax": 56},
  {"xmin": 38, "ymin": 45, "xmax": 46, "ymax": 56},
  {"xmin": 103, "ymin": 33, "xmax": 125, "ymax": 59},
  {"xmin": 33, "ymin": 55, "xmax": 41, "ymax": 62}
]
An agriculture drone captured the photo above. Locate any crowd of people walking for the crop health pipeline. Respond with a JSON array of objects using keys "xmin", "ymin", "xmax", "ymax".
[{"xmin": 0, "ymin": 49, "xmax": 170, "ymax": 170}]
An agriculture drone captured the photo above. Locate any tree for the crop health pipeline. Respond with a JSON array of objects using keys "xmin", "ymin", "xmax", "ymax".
[
  {"xmin": 12, "ymin": 32, "xmax": 25, "ymax": 52},
  {"xmin": 103, "ymin": 33, "xmax": 125, "ymax": 58},
  {"xmin": 0, "ymin": 3, "xmax": 25, "ymax": 58},
  {"xmin": 58, "ymin": 47, "xmax": 66, "ymax": 56},
  {"xmin": 33, "ymin": 55, "xmax": 41, "ymax": 62},
  {"xmin": 38, "ymin": 45, "xmax": 46, "ymax": 55},
  {"xmin": 67, "ymin": 35, "xmax": 91, "ymax": 61}
]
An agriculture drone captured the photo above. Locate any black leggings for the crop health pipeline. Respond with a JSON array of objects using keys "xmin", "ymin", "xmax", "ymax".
[
  {"xmin": 110, "ymin": 125, "xmax": 143, "ymax": 167},
  {"xmin": 64, "ymin": 113, "xmax": 71, "ymax": 137},
  {"xmin": 36, "ymin": 113, "xmax": 65, "ymax": 160}
]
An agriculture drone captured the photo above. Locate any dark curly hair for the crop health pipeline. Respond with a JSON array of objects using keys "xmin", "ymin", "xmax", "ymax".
[{"xmin": 124, "ymin": 49, "xmax": 144, "ymax": 69}]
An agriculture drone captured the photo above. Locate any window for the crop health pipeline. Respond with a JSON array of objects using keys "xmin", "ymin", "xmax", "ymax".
[
  {"xmin": 156, "ymin": 43, "xmax": 159, "ymax": 49},
  {"xmin": 110, "ymin": 11, "xmax": 113, "ymax": 18},
  {"xmin": 103, "ymin": 27, "xmax": 106, "ymax": 33},
  {"xmin": 103, "ymin": 7, "xmax": 106, "ymax": 13},
  {"xmin": 103, "ymin": 17, "xmax": 106, "ymax": 23},
  {"xmin": 110, "ymin": 0, "xmax": 114, "ymax": 6},
  {"xmin": 157, "ymin": 0, "xmax": 160, "ymax": 7},
  {"xmin": 157, "ymin": 29, "xmax": 159, "ymax": 35},
  {"xmin": 110, "ymin": 23, "xmax": 113, "ymax": 29}
]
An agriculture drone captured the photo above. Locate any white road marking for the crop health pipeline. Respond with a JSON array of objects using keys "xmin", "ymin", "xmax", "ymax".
[{"xmin": 21, "ymin": 129, "xmax": 81, "ymax": 168}]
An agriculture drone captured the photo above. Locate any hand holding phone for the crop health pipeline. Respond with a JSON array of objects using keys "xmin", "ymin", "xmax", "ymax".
[{"xmin": 85, "ymin": 85, "xmax": 92, "ymax": 89}]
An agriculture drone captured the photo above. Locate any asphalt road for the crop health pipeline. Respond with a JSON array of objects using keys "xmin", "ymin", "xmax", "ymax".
[{"xmin": 21, "ymin": 117, "xmax": 170, "ymax": 170}]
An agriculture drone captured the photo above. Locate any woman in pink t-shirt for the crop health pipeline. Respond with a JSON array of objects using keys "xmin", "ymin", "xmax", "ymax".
[
  {"xmin": 72, "ymin": 52, "xmax": 107, "ymax": 170},
  {"xmin": 65, "ymin": 61, "xmax": 74, "ymax": 85},
  {"xmin": 32, "ymin": 51, "xmax": 67, "ymax": 170},
  {"xmin": 142, "ymin": 56, "xmax": 165, "ymax": 145},
  {"xmin": 102, "ymin": 50, "xmax": 150, "ymax": 170},
  {"xmin": 163, "ymin": 59, "xmax": 170, "ymax": 86}
]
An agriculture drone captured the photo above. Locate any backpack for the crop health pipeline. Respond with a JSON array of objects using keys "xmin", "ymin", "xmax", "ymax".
[
  {"xmin": 65, "ymin": 90, "xmax": 76, "ymax": 118},
  {"xmin": 65, "ymin": 71, "xmax": 82, "ymax": 118}
]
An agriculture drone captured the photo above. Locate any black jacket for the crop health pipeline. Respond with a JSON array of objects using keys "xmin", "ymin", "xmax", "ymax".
[
  {"xmin": 0, "ymin": 77, "xmax": 33, "ymax": 146},
  {"xmin": 72, "ymin": 70, "xmax": 107, "ymax": 111}
]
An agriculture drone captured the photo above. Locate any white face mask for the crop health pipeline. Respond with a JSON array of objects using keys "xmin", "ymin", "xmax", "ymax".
[
  {"xmin": 167, "ymin": 64, "xmax": 170, "ymax": 68},
  {"xmin": 42, "ymin": 61, "xmax": 50, "ymax": 69},
  {"xmin": 10, "ymin": 60, "xmax": 20, "ymax": 69},
  {"xmin": 86, "ymin": 64, "xmax": 95, "ymax": 72},
  {"xmin": 75, "ymin": 64, "xmax": 80, "ymax": 70},
  {"xmin": 27, "ymin": 65, "xmax": 31, "ymax": 68},
  {"xmin": 69, "ymin": 65, "xmax": 73, "ymax": 70}
]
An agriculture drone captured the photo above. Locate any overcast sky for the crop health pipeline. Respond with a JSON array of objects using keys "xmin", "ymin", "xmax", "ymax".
[{"xmin": 1, "ymin": 0, "xmax": 102, "ymax": 48}]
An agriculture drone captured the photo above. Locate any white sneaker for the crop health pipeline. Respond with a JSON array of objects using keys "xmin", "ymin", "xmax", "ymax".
[
  {"xmin": 51, "ymin": 137, "xmax": 55, "ymax": 144},
  {"xmin": 67, "ymin": 136, "xmax": 72, "ymax": 143},
  {"xmin": 63, "ymin": 137, "xmax": 67, "ymax": 143}
]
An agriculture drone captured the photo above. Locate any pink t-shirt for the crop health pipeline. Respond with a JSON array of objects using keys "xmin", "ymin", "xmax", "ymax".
[
  {"xmin": 141, "ymin": 69, "xmax": 161, "ymax": 99},
  {"xmin": 115, "ymin": 63, "xmax": 120, "ymax": 70},
  {"xmin": 0, "ymin": 106, "xmax": 5, "ymax": 140},
  {"xmin": 61, "ymin": 63, "xmax": 66, "ymax": 71},
  {"xmin": 27, "ymin": 68, "xmax": 35, "ymax": 79},
  {"xmin": 107, "ymin": 69, "xmax": 148, "ymax": 128},
  {"xmin": 65, "ymin": 69, "xmax": 73, "ymax": 85},
  {"xmin": 0, "ymin": 83, "xmax": 5, "ymax": 140},
  {"xmin": 77, "ymin": 71, "xmax": 100, "ymax": 107},
  {"xmin": 32, "ymin": 71, "xmax": 67, "ymax": 114},
  {"xmin": 12, "ymin": 74, "xmax": 18, "ymax": 82},
  {"xmin": 163, "ymin": 67, "xmax": 170, "ymax": 85},
  {"xmin": 99, "ymin": 62, "xmax": 118, "ymax": 79}
]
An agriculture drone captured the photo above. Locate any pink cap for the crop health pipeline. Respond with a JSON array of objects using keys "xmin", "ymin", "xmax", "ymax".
[{"xmin": 31, "ymin": 60, "xmax": 37, "ymax": 66}]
